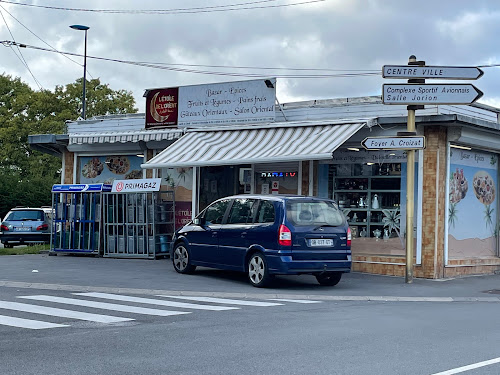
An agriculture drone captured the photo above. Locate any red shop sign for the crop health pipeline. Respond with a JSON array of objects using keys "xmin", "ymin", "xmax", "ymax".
[{"xmin": 145, "ymin": 87, "xmax": 179, "ymax": 128}]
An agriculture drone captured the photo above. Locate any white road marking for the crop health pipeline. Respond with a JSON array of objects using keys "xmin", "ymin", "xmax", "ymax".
[
  {"xmin": 19, "ymin": 295, "xmax": 191, "ymax": 317},
  {"xmin": 267, "ymin": 298, "xmax": 322, "ymax": 304},
  {"xmin": 431, "ymin": 357, "xmax": 500, "ymax": 374},
  {"xmin": 157, "ymin": 295, "xmax": 283, "ymax": 307},
  {"xmin": 0, "ymin": 314, "xmax": 68, "ymax": 330},
  {"xmin": 75, "ymin": 293, "xmax": 240, "ymax": 311},
  {"xmin": 0, "ymin": 300, "xmax": 132, "ymax": 323}
]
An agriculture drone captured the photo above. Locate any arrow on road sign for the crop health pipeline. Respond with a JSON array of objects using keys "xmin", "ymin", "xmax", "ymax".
[
  {"xmin": 361, "ymin": 136, "xmax": 426, "ymax": 151},
  {"xmin": 382, "ymin": 84, "xmax": 483, "ymax": 105},
  {"xmin": 382, "ymin": 65, "xmax": 484, "ymax": 80}
]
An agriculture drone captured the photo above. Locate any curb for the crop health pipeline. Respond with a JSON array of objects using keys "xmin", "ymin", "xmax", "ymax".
[{"xmin": 1, "ymin": 280, "xmax": 499, "ymax": 303}]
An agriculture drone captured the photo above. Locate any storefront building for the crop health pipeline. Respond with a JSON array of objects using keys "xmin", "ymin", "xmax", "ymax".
[{"xmin": 29, "ymin": 79, "xmax": 500, "ymax": 278}]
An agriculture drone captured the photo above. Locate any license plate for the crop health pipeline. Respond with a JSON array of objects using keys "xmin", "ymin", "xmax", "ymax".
[
  {"xmin": 14, "ymin": 227, "xmax": 30, "ymax": 232},
  {"xmin": 309, "ymin": 239, "xmax": 333, "ymax": 247}
]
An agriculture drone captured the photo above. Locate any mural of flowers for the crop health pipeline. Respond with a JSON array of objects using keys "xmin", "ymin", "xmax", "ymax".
[{"xmin": 449, "ymin": 168, "xmax": 468, "ymax": 204}]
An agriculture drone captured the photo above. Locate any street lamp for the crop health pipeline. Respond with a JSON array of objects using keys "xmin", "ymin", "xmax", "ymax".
[{"xmin": 69, "ymin": 24, "xmax": 89, "ymax": 120}]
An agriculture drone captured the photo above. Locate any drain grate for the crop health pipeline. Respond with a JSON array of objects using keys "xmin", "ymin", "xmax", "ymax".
[{"xmin": 483, "ymin": 289, "xmax": 500, "ymax": 294}]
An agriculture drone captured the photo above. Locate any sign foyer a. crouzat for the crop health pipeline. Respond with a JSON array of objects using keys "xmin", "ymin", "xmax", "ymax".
[{"xmin": 145, "ymin": 79, "xmax": 276, "ymax": 129}]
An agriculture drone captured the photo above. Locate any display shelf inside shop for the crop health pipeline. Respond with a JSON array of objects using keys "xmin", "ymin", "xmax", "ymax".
[{"xmin": 332, "ymin": 163, "xmax": 402, "ymax": 239}]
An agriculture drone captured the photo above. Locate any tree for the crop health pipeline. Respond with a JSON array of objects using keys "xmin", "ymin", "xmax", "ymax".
[
  {"xmin": 54, "ymin": 78, "xmax": 137, "ymax": 118},
  {"xmin": 0, "ymin": 74, "xmax": 137, "ymax": 218}
]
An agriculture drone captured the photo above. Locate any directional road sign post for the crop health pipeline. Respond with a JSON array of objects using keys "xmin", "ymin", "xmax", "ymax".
[
  {"xmin": 361, "ymin": 136, "xmax": 426, "ymax": 151},
  {"xmin": 382, "ymin": 83, "xmax": 483, "ymax": 105},
  {"xmin": 382, "ymin": 57, "xmax": 485, "ymax": 284},
  {"xmin": 382, "ymin": 65, "xmax": 484, "ymax": 80}
]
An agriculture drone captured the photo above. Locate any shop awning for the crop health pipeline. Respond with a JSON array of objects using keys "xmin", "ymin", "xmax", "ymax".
[
  {"xmin": 142, "ymin": 120, "xmax": 370, "ymax": 169},
  {"xmin": 69, "ymin": 129, "xmax": 184, "ymax": 145}
]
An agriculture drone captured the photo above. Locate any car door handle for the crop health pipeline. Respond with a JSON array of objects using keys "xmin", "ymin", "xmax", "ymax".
[
  {"xmin": 241, "ymin": 231, "xmax": 247, "ymax": 237},
  {"xmin": 212, "ymin": 231, "xmax": 218, "ymax": 237}
]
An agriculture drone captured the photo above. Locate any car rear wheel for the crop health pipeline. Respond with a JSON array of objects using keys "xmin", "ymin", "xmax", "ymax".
[
  {"xmin": 247, "ymin": 253, "xmax": 272, "ymax": 288},
  {"xmin": 172, "ymin": 243, "xmax": 196, "ymax": 274},
  {"xmin": 315, "ymin": 272, "xmax": 342, "ymax": 286}
]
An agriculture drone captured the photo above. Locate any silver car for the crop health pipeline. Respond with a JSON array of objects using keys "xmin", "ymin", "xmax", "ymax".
[{"xmin": 0, "ymin": 208, "xmax": 51, "ymax": 248}]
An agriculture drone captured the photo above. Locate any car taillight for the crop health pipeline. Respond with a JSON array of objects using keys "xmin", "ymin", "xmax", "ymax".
[
  {"xmin": 278, "ymin": 224, "xmax": 292, "ymax": 246},
  {"xmin": 347, "ymin": 227, "xmax": 352, "ymax": 247},
  {"xmin": 36, "ymin": 224, "xmax": 48, "ymax": 231},
  {"xmin": 0, "ymin": 224, "xmax": 8, "ymax": 231}
]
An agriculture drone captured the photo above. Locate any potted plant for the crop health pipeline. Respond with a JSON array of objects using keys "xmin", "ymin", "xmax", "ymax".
[{"xmin": 382, "ymin": 209, "xmax": 403, "ymax": 247}]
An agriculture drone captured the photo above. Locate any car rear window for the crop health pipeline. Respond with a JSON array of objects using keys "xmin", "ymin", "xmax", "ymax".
[
  {"xmin": 286, "ymin": 200, "xmax": 344, "ymax": 227},
  {"xmin": 5, "ymin": 210, "xmax": 44, "ymax": 221}
]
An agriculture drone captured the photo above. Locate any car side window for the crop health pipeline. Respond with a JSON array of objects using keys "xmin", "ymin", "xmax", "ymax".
[
  {"xmin": 256, "ymin": 200, "xmax": 275, "ymax": 224},
  {"xmin": 204, "ymin": 200, "xmax": 230, "ymax": 225},
  {"xmin": 227, "ymin": 199, "xmax": 257, "ymax": 224}
]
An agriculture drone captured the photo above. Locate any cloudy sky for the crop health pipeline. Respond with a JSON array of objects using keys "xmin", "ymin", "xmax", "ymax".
[{"xmin": 1, "ymin": 0, "xmax": 499, "ymax": 111}]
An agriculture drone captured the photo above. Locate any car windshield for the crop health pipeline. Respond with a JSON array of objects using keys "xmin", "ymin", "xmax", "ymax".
[
  {"xmin": 5, "ymin": 210, "xmax": 44, "ymax": 221},
  {"xmin": 286, "ymin": 200, "xmax": 344, "ymax": 227}
]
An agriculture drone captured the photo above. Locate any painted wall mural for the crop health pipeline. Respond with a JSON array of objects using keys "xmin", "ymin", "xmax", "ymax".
[
  {"xmin": 448, "ymin": 149, "xmax": 498, "ymax": 258},
  {"xmin": 79, "ymin": 155, "xmax": 144, "ymax": 184}
]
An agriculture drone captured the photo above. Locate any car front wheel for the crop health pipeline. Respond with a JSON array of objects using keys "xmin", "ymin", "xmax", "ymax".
[
  {"xmin": 315, "ymin": 272, "xmax": 342, "ymax": 286},
  {"xmin": 247, "ymin": 253, "xmax": 272, "ymax": 288},
  {"xmin": 172, "ymin": 243, "xmax": 196, "ymax": 274},
  {"xmin": 3, "ymin": 243, "xmax": 13, "ymax": 249}
]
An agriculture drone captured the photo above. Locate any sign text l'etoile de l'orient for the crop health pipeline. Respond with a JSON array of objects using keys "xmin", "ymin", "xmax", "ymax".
[{"xmin": 145, "ymin": 79, "xmax": 276, "ymax": 129}]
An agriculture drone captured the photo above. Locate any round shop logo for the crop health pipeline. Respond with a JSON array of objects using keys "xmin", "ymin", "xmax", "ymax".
[
  {"xmin": 150, "ymin": 91, "xmax": 177, "ymax": 123},
  {"xmin": 116, "ymin": 181, "xmax": 124, "ymax": 192}
]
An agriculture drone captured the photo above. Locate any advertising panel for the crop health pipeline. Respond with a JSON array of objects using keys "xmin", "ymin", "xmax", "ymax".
[
  {"xmin": 448, "ymin": 148, "xmax": 498, "ymax": 258},
  {"xmin": 145, "ymin": 79, "xmax": 276, "ymax": 129},
  {"xmin": 79, "ymin": 155, "xmax": 144, "ymax": 184}
]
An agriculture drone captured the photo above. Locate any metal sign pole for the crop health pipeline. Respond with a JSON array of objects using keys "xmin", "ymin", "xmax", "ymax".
[
  {"xmin": 405, "ymin": 109, "xmax": 416, "ymax": 283},
  {"xmin": 404, "ymin": 55, "xmax": 424, "ymax": 283}
]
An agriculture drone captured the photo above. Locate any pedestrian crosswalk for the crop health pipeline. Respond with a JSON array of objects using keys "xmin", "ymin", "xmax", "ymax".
[{"xmin": 0, "ymin": 293, "xmax": 322, "ymax": 330}]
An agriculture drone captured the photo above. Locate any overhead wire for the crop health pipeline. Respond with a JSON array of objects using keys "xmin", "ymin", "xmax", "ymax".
[
  {"xmin": 0, "ymin": 9, "xmax": 43, "ymax": 89},
  {"xmin": 0, "ymin": 41, "xmax": 381, "ymax": 79},
  {"xmin": 0, "ymin": 3, "xmax": 94, "ymax": 79},
  {"xmin": 0, "ymin": 0, "xmax": 325, "ymax": 14}
]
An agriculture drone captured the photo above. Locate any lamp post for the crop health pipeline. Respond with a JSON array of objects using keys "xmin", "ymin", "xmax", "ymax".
[{"xmin": 69, "ymin": 24, "xmax": 89, "ymax": 120}]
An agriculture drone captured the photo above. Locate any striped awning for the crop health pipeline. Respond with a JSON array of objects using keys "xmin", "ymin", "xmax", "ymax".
[
  {"xmin": 142, "ymin": 120, "xmax": 367, "ymax": 169},
  {"xmin": 69, "ymin": 129, "xmax": 184, "ymax": 145}
]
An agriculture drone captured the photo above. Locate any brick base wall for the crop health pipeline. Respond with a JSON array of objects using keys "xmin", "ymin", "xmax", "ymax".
[{"xmin": 63, "ymin": 151, "xmax": 75, "ymax": 184}]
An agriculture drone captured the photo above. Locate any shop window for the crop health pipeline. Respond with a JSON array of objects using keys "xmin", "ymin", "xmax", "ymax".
[{"xmin": 321, "ymin": 149, "xmax": 412, "ymax": 257}]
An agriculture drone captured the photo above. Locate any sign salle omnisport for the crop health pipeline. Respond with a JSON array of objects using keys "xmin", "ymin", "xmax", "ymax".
[{"xmin": 382, "ymin": 83, "xmax": 483, "ymax": 105}]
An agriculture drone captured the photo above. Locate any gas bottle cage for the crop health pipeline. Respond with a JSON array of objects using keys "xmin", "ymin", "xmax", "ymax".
[{"xmin": 50, "ymin": 184, "xmax": 175, "ymax": 259}]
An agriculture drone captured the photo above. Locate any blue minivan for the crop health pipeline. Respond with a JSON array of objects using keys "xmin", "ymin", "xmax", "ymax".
[{"xmin": 171, "ymin": 195, "xmax": 351, "ymax": 287}]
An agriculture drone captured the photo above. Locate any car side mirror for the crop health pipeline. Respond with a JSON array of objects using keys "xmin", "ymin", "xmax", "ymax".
[{"xmin": 193, "ymin": 217, "xmax": 205, "ymax": 226}]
